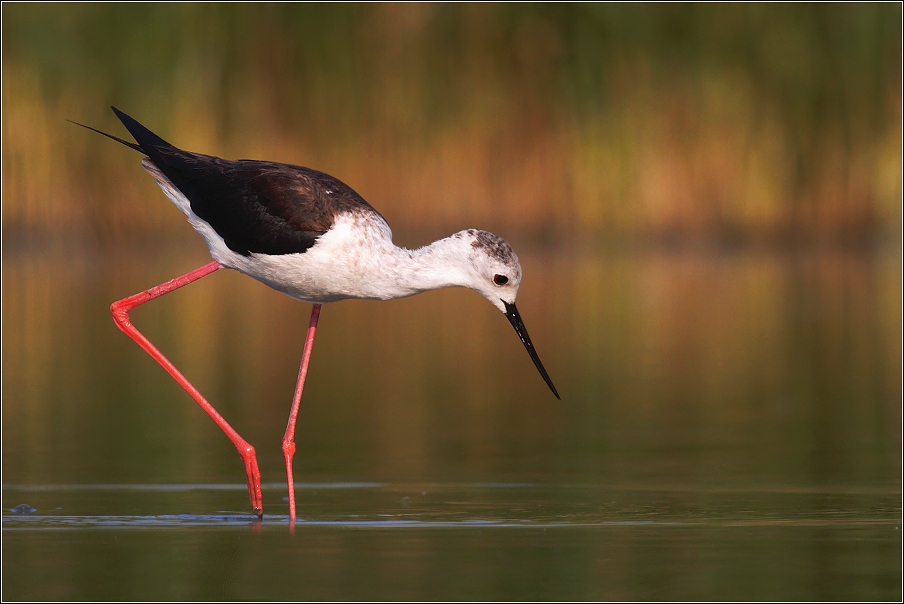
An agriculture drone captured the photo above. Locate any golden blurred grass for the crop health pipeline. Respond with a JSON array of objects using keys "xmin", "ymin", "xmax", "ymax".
[{"xmin": 2, "ymin": 3, "xmax": 901, "ymax": 247}]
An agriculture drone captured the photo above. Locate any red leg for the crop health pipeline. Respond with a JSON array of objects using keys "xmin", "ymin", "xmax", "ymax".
[
  {"xmin": 282, "ymin": 303, "xmax": 322, "ymax": 522},
  {"xmin": 110, "ymin": 261, "xmax": 264, "ymax": 518}
]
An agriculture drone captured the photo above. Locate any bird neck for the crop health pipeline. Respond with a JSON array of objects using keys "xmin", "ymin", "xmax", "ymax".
[{"xmin": 378, "ymin": 236, "xmax": 474, "ymax": 299}]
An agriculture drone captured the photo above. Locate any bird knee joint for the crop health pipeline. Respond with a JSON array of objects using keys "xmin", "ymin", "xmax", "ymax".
[
  {"xmin": 110, "ymin": 300, "xmax": 130, "ymax": 326},
  {"xmin": 282, "ymin": 440, "xmax": 296, "ymax": 456}
]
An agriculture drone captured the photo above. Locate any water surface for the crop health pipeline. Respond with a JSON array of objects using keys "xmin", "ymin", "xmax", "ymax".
[
  {"xmin": 2, "ymin": 245, "xmax": 901, "ymax": 600},
  {"xmin": 3, "ymin": 481, "xmax": 900, "ymax": 600}
]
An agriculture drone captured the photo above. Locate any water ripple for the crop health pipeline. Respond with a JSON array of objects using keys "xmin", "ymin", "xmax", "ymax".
[
  {"xmin": 1, "ymin": 513, "xmax": 676, "ymax": 530},
  {"xmin": 4, "ymin": 513, "xmax": 897, "ymax": 531}
]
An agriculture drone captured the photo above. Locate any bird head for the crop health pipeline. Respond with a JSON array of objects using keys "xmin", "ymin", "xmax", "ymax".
[{"xmin": 455, "ymin": 229, "xmax": 559, "ymax": 399}]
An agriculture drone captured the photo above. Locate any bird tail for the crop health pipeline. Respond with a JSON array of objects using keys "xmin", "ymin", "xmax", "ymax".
[{"xmin": 68, "ymin": 106, "xmax": 178, "ymax": 160}]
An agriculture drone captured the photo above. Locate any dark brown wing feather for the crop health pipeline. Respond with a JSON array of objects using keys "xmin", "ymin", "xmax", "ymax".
[
  {"xmin": 158, "ymin": 148, "xmax": 379, "ymax": 256},
  {"xmin": 111, "ymin": 106, "xmax": 379, "ymax": 256}
]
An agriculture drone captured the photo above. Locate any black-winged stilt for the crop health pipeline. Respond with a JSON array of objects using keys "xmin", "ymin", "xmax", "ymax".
[{"xmin": 74, "ymin": 107, "xmax": 559, "ymax": 520}]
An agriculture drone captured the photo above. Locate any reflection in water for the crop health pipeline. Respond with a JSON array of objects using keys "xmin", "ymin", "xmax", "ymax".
[
  {"xmin": 2, "ymin": 246, "xmax": 901, "ymax": 600},
  {"xmin": 2, "ymin": 246, "xmax": 899, "ymax": 487}
]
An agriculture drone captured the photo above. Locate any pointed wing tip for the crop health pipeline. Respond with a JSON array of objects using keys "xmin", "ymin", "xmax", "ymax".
[{"xmin": 110, "ymin": 106, "xmax": 132, "ymax": 124}]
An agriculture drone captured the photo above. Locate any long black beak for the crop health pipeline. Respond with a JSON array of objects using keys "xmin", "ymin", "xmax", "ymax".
[{"xmin": 503, "ymin": 301, "xmax": 560, "ymax": 399}]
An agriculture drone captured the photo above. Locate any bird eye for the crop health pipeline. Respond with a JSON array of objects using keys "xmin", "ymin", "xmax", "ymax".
[{"xmin": 493, "ymin": 274, "xmax": 508, "ymax": 286}]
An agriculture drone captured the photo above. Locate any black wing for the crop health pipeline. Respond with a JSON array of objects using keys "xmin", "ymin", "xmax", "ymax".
[{"xmin": 111, "ymin": 107, "xmax": 378, "ymax": 256}]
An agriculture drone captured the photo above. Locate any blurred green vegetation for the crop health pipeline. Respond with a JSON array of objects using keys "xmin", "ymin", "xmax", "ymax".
[{"xmin": 2, "ymin": 3, "xmax": 901, "ymax": 247}]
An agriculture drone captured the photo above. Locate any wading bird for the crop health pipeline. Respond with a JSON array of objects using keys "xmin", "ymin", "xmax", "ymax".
[{"xmin": 75, "ymin": 107, "xmax": 559, "ymax": 520}]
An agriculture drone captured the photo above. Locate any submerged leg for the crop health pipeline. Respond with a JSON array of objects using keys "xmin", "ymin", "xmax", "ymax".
[
  {"xmin": 110, "ymin": 260, "xmax": 264, "ymax": 518},
  {"xmin": 282, "ymin": 303, "xmax": 322, "ymax": 522}
]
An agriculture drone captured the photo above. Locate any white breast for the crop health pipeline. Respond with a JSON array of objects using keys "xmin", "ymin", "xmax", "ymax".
[{"xmin": 224, "ymin": 212, "xmax": 410, "ymax": 303}]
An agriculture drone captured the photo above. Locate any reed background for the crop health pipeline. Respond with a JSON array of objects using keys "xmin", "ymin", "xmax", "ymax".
[{"xmin": 3, "ymin": 3, "xmax": 901, "ymax": 247}]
